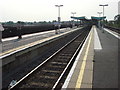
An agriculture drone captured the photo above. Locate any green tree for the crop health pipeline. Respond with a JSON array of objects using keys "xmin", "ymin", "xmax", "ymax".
[
  {"xmin": 6, "ymin": 21, "xmax": 14, "ymax": 25},
  {"xmin": 114, "ymin": 14, "xmax": 120, "ymax": 28},
  {"xmin": 17, "ymin": 21, "xmax": 25, "ymax": 25}
]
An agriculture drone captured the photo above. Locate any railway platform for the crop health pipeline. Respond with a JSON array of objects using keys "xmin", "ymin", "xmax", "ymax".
[
  {"xmin": 0, "ymin": 27, "xmax": 80, "ymax": 58},
  {"xmin": 62, "ymin": 26, "xmax": 119, "ymax": 89},
  {"xmin": 1, "ymin": 25, "xmax": 119, "ymax": 89},
  {"xmin": 1, "ymin": 26, "xmax": 84, "ymax": 89}
]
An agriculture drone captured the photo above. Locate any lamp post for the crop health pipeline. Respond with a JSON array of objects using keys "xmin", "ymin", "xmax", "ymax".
[
  {"xmin": 99, "ymin": 4, "xmax": 108, "ymax": 18},
  {"xmin": 99, "ymin": 4, "xmax": 108, "ymax": 27},
  {"xmin": 55, "ymin": 5, "xmax": 63, "ymax": 22},
  {"xmin": 0, "ymin": 24, "xmax": 4, "ymax": 43},
  {"xmin": 97, "ymin": 12, "xmax": 102, "ymax": 17},
  {"xmin": 97, "ymin": 12, "xmax": 102, "ymax": 28},
  {"xmin": 71, "ymin": 12, "xmax": 76, "ymax": 28},
  {"xmin": 17, "ymin": 21, "xmax": 23, "ymax": 39},
  {"xmin": 71, "ymin": 12, "xmax": 76, "ymax": 17},
  {"xmin": 55, "ymin": 5, "xmax": 63, "ymax": 32}
]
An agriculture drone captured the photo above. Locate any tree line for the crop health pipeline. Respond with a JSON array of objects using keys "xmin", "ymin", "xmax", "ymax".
[{"xmin": 105, "ymin": 14, "xmax": 120, "ymax": 28}]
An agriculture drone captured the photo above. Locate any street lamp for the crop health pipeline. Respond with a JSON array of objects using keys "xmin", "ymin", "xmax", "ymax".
[
  {"xmin": 55, "ymin": 5, "xmax": 63, "ymax": 34},
  {"xmin": 99, "ymin": 4, "xmax": 108, "ymax": 18},
  {"xmin": 55, "ymin": 5, "xmax": 63, "ymax": 23},
  {"xmin": 17, "ymin": 21, "xmax": 23, "ymax": 39},
  {"xmin": 97, "ymin": 12, "xmax": 102, "ymax": 17},
  {"xmin": 99, "ymin": 4, "xmax": 108, "ymax": 31},
  {"xmin": 97, "ymin": 12, "xmax": 102, "ymax": 29},
  {"xmin": 0, "ymin": 24, "xmax": 4, "ymax": 43},
  {"xmin": 71, "ymin": 12, "xmax": 76, "ymax": 28},
  {"xmin": 71, "ymin": 12, "xmax": 76, "ymax": 17}
]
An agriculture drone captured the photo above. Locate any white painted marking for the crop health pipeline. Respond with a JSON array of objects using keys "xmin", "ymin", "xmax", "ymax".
[
  {"xmin": 22, "ymin": 30, "xmax": 54, "ymax": 38},
  {"xmin": 2, "ymin": 30, "xmax": 54, "ymax": 42},
  {"xmin": 2, "ymin": 37, "xmax": 18, "ymax": 42},
  {"xmin": 104, "ymin": 28, "xmax": 120, "ymax": 39},
  {"xmin": 0, "ymin": 28, "xmax": 81, "ymax": 59},
  {"xmin": 62, "ymin": 26, "xmax": 93, "ymax": 88},
  {"xmin": 94, "ymin": 26, "xmax": 102, "ymax": 50},
  {"xmin": 2, "ymin": 28, "xmax": 67, "ymax": 42}
]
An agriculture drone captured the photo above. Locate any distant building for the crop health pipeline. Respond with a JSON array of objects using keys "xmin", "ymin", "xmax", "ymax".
[{"xmin": 118, "ymin": 1, "xmax": 120, "ymax": 14}]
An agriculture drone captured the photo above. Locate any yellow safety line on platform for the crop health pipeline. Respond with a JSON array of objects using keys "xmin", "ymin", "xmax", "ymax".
[
  {"xmin": 75, "ymin": 30, "xmax": 93, "ymax": 89},
  {"xmin": 0, "ymin": 29, "xmax": 78, "ymax": 57},
  {"xmin": 0, "ymin": 35, "xmax": 58, "ymax": 56}
]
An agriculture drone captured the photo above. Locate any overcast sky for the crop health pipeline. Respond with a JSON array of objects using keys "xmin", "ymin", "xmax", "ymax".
[{"xmin": 0, "ymin": 0, "xmax": 119, "ymax": 22}]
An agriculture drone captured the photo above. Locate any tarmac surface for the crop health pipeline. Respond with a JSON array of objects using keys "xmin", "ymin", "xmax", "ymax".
[
  {"xmin": 1, "ymin": 28, "xmax": 74, "ymax": 52},
  {"xmin": 1, "ymin": 26, "xmax": 119, "ymax": 89},
  {"xmin": 62, "ymin": 26, "xmax": 119, "ymax": 89},
  {"xmin": 93, "ymin": 28, "xmax": 119, "ymax": 88},
  {"xmin": 0, "ymin": 27, "xmax": 81, "ymax": 58}
]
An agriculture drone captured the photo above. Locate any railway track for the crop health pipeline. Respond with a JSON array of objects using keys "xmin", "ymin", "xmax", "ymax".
[
  {"xmin": 8, "ymin": 27, "xmax": 90, "ymax": 89},
  {"xmin": 104, "ymin": 26, "xmax": 120, "ymax": 34},
  {"xmin": 109, "ymin": 29, "xmax": 120, "ymax": 34},
  {"xmin": 3, "ymin": 27, "xmax": 84, "ymax": 88}
]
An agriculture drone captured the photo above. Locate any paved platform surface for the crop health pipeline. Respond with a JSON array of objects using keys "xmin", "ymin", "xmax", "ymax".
[
  {"xmin": 62, "ymin": 25, "xmax": 94, "ymax": 89},
  {"xmin": 1, "ymin": 25, "xmax": 119, "ymax": 89},
  {"xmin": 93, "ymin": 28, "xmax": 119, "ymax": 88},
  {"xmin": 1, "ymin": 28, "xmax": 72, "ymax": 52},
  {"xmin": 62, "ymin": 26, "xmax": 119, "ymax": 89},
  {"xmin": 0, "ymin": 27, "xmax": 81, "ymax": 58}
]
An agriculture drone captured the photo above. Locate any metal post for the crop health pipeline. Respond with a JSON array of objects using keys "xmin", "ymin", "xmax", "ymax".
[
  {"xmin": 0, "ymin": 24, "xmax": 4, "ymax": 43},
  {"xmin": 102, "ymin": 6, "xmax": 104, "ymax": 32},
  {"xmin": 71, "ymin": 12, "xmax": 76, "ymax": 28},
  {"xmin": 58, "ymin": 7, "xmax": 60, "ymax": 31},
  {"xmin": 99, "ymin": 4, "xmax": 108, "ymax": 32},
  {"xmin": 97, "ymin": 12, "xmax": 102, "ymax": 29},
  {"xmin": 55, "ymin": 5, "xmax": 63, "ymax": 34},
  {"xmin": 58, "ymin": 7, "xmax": 60, "ymax": 22},
  {"xmin": 103, "ymin": 6, "xmax": 104, "ymax": 18}
]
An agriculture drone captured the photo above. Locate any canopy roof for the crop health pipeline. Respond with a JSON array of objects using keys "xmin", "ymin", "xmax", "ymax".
[
  {"xmin": 71, "ymin": 16, "xmax": 106, "ymax": 21},
  {"xmin": 71, "ymin": 16, "xmax": 88, "ymax": 20},
  {"xmin": 91, "ymin": 16, "xmax": 106, "ymax": 20}
]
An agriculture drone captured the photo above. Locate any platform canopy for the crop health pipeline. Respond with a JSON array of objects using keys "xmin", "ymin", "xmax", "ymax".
[
  {"xmin": 71, "ymin": 16, "xmax": 106, "ymax": 21},
  {"xmin": 91, "ymin": 16, "xmax": 106, "ymax": 20},
  {"xmin": 71, "ymin": 16, "xmax": 89, "ymax": 21}
]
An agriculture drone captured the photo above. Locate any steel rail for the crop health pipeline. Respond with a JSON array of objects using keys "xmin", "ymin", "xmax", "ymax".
[
  {"xmin": 8, "ymin": 29, "xmax": 88, "ymax": 90},
  {"xmin": 52, "ymin": 31, "xmax": 88, "ymax": 89}
]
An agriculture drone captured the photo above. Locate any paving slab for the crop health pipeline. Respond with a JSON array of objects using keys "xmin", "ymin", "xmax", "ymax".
[
  {"xmin": 62, "ymin": 26, "xmax": 94, "ymax": 89},
  {"xmin": 93, "ymin": 27, "xmax": 119, "ymax": 88}
]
